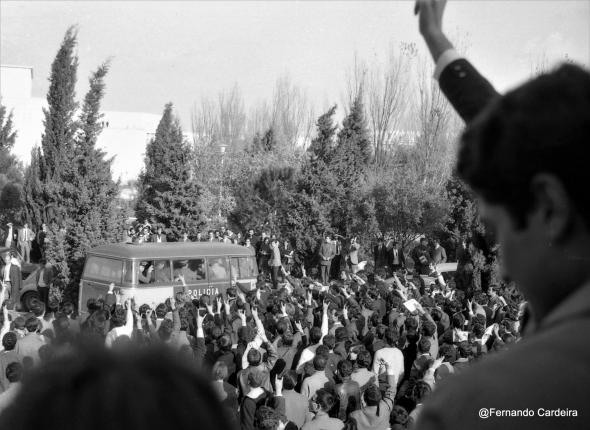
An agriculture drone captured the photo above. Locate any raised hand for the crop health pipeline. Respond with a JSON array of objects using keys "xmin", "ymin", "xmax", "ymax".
[
  {"xmin": 322, "ymin": 300, "xmax": 329, "ymax": 313},
  {"xmin": 251, "ymin": 306, "xmax": 259, "ymax": 320},
  {"xmin": 342, "ymin": 304, "xmax": 349, "ymax": 321},
  {"xmin": 205, "ymin": 302, "xmax": 214, "ymax": 316},
  {"xmin": 238, "ymin": 308, "xmax": 247, "ymax": 324},
  {"xmin": 415, "ymin": 0, "xmax": 447, "ymax": 36},
  {"xmin": 275, "ymin": 375, "xmax": 284, "ymax": 396},
  {"xmin": 294, "ymin": 320, "xmax": 304, "ymax": 333},
  {"xmin": 169, "ymin": 297, "xmax": 176, "ymax": 310},
  {"xmin": 196, "ymin": 310, "xmax": 205, "ymax": 328}
]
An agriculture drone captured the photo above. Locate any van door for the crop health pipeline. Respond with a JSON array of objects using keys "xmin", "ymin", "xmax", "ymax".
[
  {"xmin": 230, "ymin": 256, "xmax": 258, "ymax": 292},
  {"xmin": 132, "ymin": 259, "xmax": 175, "ymax": 306},
  {"xmin": 79, "ymin": 255, "xmax": 123, "ymax": 315}
]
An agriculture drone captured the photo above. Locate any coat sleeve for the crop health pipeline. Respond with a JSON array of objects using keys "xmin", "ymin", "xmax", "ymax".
[
  {"xmin": 11, "ymin": 266, "xmax": 22, "ymax": 292},
  {"xmin": 438, "ymin": 58, "xmax": 499, "ymax": 123},
  {"xmin": 240, "ymin": 398, "xmax": 257, "ymax": 430}
]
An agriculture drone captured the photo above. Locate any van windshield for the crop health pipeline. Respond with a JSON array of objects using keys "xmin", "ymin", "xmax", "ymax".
[
  {"xmin": 83, "ymin": 256, "xmax": 123, "ymax": 283},
  {"xmin": 231, "ymin": 256, "xmax": 258, "ymax": 279}
]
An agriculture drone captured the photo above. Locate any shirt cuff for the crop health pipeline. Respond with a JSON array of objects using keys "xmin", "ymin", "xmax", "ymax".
[{"xmin": 434, "ymin": 48, "xmax": 463, "ymax": 80}]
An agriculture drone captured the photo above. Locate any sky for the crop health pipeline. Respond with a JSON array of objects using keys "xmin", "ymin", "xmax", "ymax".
[{"xmin": 2, "ymin": 0, "xmax": 589, "ymax": 131}]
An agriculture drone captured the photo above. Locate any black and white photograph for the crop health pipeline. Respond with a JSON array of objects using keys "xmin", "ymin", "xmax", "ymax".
[{"xmin": 1, "ymin": 0, "xmax": 589, "ymax": 429}]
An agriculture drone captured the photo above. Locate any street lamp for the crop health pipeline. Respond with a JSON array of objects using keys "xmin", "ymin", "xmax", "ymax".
[{"xmin": 218, "ymin": 143, "xmax": 228, "ymax": 218}]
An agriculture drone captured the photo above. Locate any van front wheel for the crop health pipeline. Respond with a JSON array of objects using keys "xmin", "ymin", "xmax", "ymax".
[{"xmin": 21, "ymin": 291, "xmax": 40, "ymax": 311}]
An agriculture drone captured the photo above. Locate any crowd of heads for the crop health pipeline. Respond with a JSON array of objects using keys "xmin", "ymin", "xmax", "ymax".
[{"xmin": 0, "ymin": 238, "xmax": 525, "ymax": 428}]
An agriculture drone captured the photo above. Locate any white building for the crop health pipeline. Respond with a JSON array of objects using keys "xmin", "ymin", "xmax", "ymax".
[{"xmin": 1, "ymin": 64, "xmax": 162, "ymax": 182}]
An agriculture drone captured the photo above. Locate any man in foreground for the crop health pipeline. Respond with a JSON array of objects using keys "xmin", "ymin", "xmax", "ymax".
[{"xmin": 414, "ymin": 1, "xmax": 590, "ymax": 429}]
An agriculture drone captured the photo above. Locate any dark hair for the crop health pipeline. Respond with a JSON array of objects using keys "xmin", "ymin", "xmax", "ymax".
[
  {"xmin": 247, "ymin": 349, "xmax": 262, "ymax": 367},
  {"xmin": 335, "ymin": 327, "xmax": 348, "ymax": 342},
  {"xmin": 411, "ymin": 380, "xmax": 432, "ymax": 403},
  {"xmin": 452, "ymin": 313, "xmax": 465, "ymax": 329},
  {"xmin": 473, "ymin": 323, "xmax": 485, "ymax": 338},
  {"xmin": 110, "ymin": 307, "xmax": 127, "ymax": 328},
  {"xmin": 458, "ymin": 63, "xmax": 590, "ymax": 228},
  {"xmin": 25, "ymin": 317, "xmax": 40, "ymax": 333},
  {"xmin": 0, "ymin": 347, "xmax": 233, "ymax": 430},
  {"xmin": 418, "ymin": 338, "xmax": 431, "ymax": 354},
  {"xmin": 439, "ymin": 344, "xmax": 456, "ymax": 362},
  {"xmin": 356, "ymin": 350, "xmax": 372, "ymax": 369},
  {"xmin": 384, "ymin": 328, "xmax": 398, "ymax": 347},
  {"xmin": 29, "ymin": 300, "xmax": 45, "ymax": 317},
  {"xmin": 458, "ymin": 341, "xmax": 471, "ymax": 358},
  {"xmin": 391, "ymin": 405, "xmax": 409, "ymax": 426},
  {"xmin": 309, "ymin": 326, "xmax": 322, "ymax": 345},
  {"xmin": 2, "ymin": 332, "xmax": 17, "ymax": 351},
  {"xmin": 312, "ymin": 354, "xmax": 327, "ymax": 371},
  {"xmin": 364, "ymin": 385, "xmax": 382, "ymax": 407},
  {"xmin": 337, "ymin": 360, "xmax": 353, "ymax": 378},
  {"xmin": 421, "ymin": 321, "xmax": 436, "ymax": 337},
  {"xmin": 217, "ymin": 334, "xmax": 232, "ymax": 352},
  {"xmin": 155, "ymin": 304, "xmax": 168, "ymax": 319},
  {"xmin": 322, "ymin": 334, "xmax": 335, "ymax": 350},
  {"xmin": 62, "ymin": 302, "xmax": 75, "ymax": 316},
  {"xmin": 6, "ymin": 362, "xmax": 23, "ymax": 383},
  {"xmin": 314, "ymin": 389, "xmax": 335, "ymax": 411},
  {"xmin": 283, "ymin": 370, "xmax": 298, "ymax": 390}
]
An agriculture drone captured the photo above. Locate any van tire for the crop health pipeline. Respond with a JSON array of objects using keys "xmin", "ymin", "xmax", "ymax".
[{"xmin": 21, "ymin": 291, "xmax": 40, "ymax": 311}]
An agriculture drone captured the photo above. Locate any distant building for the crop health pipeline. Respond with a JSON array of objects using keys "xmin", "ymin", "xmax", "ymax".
[{"xmin": 1, "ymin": 64, "xmax": 161, "ymax": 182}]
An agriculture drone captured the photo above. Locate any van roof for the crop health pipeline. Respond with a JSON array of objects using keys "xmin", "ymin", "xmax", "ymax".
[{"xmin": 88, "ymin": 242, "xmax": 255, "ymax": 259}]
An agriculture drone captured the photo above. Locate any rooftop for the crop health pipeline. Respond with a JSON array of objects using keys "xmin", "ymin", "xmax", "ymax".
[{"xmin": 88, "ymin": 242, "xmax": 255, "ymax": 259}]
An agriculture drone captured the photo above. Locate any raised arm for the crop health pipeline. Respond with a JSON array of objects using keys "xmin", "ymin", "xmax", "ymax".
[
  {"xmin": 0, "ymin": 301, "xmax": 9, "ymax": 350},
  {"xmin": 415, "ymin": 0, "xmax": 499, "ymax": 122}
]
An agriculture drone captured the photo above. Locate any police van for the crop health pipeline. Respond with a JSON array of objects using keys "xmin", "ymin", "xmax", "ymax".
[{"xmin": 78, "ymin": 242, "xmax": 258, "ymax": 315}]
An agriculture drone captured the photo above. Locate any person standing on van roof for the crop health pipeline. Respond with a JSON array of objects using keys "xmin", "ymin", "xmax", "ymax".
[
  {"xmin": 269, "ymin": 239, "xmax": 282, "ymax": 289},
  {"xmin": 151, "ymin": 227, "xmax": 167, "ymax": 243}
]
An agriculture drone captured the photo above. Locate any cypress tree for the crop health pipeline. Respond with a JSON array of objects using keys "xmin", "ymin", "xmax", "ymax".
[
  {"xmin": 25, "ymin": 26, "xmax": 79, "ymax": 227},
  {"xmin": 136, "ymin": 103, "xmax": 206, "ymax": 238},
  {"xmin": 65, "ymin": 61, "xmax": 124, "ymax": 296},
  {"xmin": 22, "ymin": 27, "xmax": 123, "ymax": 303},
  {"xmin": 307, "ymin": 105, "xmax": 337, "ymax": 163},
  {"xmin": 0, "ymin": 102, "xmax": 23, "ymax": 224}
]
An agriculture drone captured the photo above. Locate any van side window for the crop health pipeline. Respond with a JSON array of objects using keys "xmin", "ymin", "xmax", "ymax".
[
  {"xmin": 137, "ymin": 260, "xmax": 171, "ymax": 284},
  {"xmin": 153, "ymin": 260, "xmax": 171, "ymax": 283},
  {"xmin": 230, "ymin": 258, "xmax": 239, "ymax": 280},
  {"xmin": 208, "ymin": 257, "xmax": 229, "ymax": 281},
  {"xmin": 138, "ymin": 261, "xmax": 153, "ymax": 284},
  {"xmin": 172, "ymin": 259, "xmax": 206, "ymax": 283},
  {"xmin": 123, "ymin": 260, "xmax": 134, "ymax": 284}
]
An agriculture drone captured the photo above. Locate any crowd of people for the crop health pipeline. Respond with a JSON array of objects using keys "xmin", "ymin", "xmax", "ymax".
[
  {"xmin": 1, "ymin": 0, "xmax": 588, "ymax": 428},
  {"xmin": 0, "ymin": 221, "xmax": 526, "ymax": 429}
]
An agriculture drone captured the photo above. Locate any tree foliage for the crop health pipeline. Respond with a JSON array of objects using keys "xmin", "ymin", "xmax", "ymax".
[
  {"xmin": 137, "ymin": 103, "xmax": 207, "ymax": 238},
  {"xmin": 21, "ymin": 26, "xmax": 123, "ymax": 302},
  {"xmin": 0, "ymin": 101, "xmax": 23, "ymax": 225}
]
